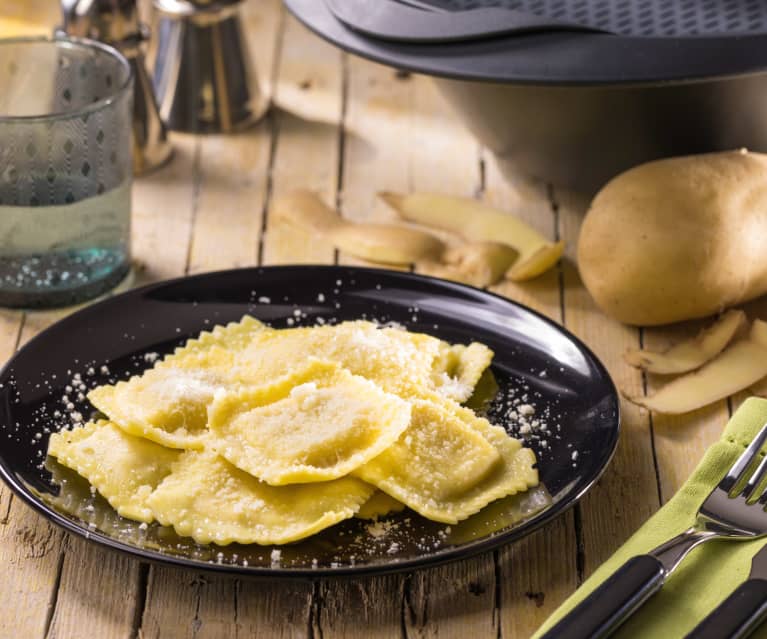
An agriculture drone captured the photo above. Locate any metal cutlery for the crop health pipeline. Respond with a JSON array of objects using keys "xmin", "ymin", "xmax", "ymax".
[
  {"xmin": 686, "ymin": 542, "xmax": 767, "ymax": 639},
  {"xmin": 541, "ymin": 420, "xmax": 767, "ymax": 639}
]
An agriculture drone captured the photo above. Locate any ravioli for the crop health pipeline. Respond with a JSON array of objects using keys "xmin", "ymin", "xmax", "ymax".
[
  {"xmin": 146, "ymin": 451, "xmax": 375, "ymax": 545},
  {"xmin": 88, "ymin": 366, "xmax": 224, "ymax": 449},
  {"xmin": 432, "ymin": 342, "xmax": 495, "ymax": 402},
  {"xmin": 236, "ymin": 321, "xmax": 467, "ymax": 399},
  {"xmin": 209, "ymin": 360, "xmax": 412, "ymax": 484},
  {"xmin": 354, "ymin": 398, "xmax": 537, "ymax": 524},
  {"xmin": 162, "ymin": 315, "xmax": 268, "ymax": 366},
  {"xmin": 53, "ymin": 315, "xmax": 538, "ymax": 547},
  {"xmin": 355, "ymin": 491, "xmax": 406, "ymax": 520},
  {"xmin": 48, "ymin": 421, "xmax": 180, "ymax": 522}
]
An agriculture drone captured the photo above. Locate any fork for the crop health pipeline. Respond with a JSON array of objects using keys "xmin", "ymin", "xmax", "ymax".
[{"xmin": 541, "ymin": 421, "xmax": 767, "ymax": 639}]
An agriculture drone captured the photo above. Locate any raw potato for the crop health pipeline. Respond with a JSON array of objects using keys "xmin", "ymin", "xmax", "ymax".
[
  {"xmin": 380, "ymin": 192, "xmax": 564, "ymax": 281},
  {"xmin": 578, "ymin": 150, "xmax": 767, "ymax": 326},
  {"xmin": 273, "ymin": 190, "xmax": 444, "ymax": 265},
  {"xmin": 626, "ymin": 319, "xmax": 767, "ymax": 414},
  {"xmin": 624, "ymin": 309, "xmax": 747, "ymax": 374}
]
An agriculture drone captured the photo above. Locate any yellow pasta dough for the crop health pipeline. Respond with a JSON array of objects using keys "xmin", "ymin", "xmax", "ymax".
[
  {"xmin": 236, "ymin": 320, "xmax": 481, "ymax": 401},
  {"xmin": 48, "ymin": 421, "xmax": 180, "ymax": 523},
  {"xmin": 163, "ymin": 315, "xmax": 268, "ymax": 366},
  {"xmin": 88, "ymin": 365, "xmax": 224, "ymax": 450},
  {"xmin": 208, "ymin": 360, "xmax": 412, "ymax": 485},
  {"xmin": 48, "ymin": 314, "xmax": 539, "ymax": 548},
  {"xmin": 355, "ymin": 491, "xmax": 406, "ymax": 520},
  {"xmin": 432, "ymin": 342, "xmax": 495, "ymax": 402},
  {"xmin": 354, "ymin": 398, "xmax": 537, "ymax": 524},
  {"xmin": 146, "ymin": 451, "xmax": 375, "ymax": 545}
]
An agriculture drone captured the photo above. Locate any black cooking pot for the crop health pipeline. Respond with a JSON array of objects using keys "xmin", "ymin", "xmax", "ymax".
[{"xmin": 285, "ymin": 0, "xmax": 767, "ymax": 192}]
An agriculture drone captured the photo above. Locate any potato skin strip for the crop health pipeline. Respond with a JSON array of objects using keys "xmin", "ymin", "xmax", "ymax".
[
  {"xmin": 380, "ymin": 191, "xmax": 563, "ymax": 281},
  {"xmin": 624, "ymin": 309, "xmax": 746, "ymax": 374},
  {"xmin": 273, "ymin": 190, "xmax": 445, "ymax": 265},
  {"xmin": 626, "ymin": 319, "xmax": 767, "ymax": 414}
]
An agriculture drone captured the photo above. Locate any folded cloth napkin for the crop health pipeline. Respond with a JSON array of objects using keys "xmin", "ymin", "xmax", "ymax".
[{"xmin": 534, "ymin": 397, "xmax": 767, "ymax": 639}]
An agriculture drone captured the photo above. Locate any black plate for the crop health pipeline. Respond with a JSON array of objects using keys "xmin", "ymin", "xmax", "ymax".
[{"xmin": 0, "ymin": 266, "xmax": 619, "ymax": 577}]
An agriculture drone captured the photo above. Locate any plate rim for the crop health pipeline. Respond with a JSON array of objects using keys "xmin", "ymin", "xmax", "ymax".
[{"xmin": 0, "ymin": 264, "xmax": 621, "ymax": 578}]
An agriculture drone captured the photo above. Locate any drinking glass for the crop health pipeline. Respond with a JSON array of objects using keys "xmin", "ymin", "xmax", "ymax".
[{"xmin": 0, "ymin": 37, "xmax": 133, "ymax": 308}]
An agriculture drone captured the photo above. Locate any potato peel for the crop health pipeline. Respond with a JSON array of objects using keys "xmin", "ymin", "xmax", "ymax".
[
  {"xmin": 626, "ymin": 319, "xmax": 767, "ymax": 414},
  {"xmin": 444, "ymin": 242, "xmax": 517, "ymax": 287},
  {"xmin": 505, "ymin": 241, "xmax": 565, "ymax": 281},
  {"xmin": 380, "ymin": 192, "xmax": 562, "ymax": 281},
  {"xmin": 273, "ymin": 191, "xmax": 444, "ymax": 265},
  {"xmin": 272, "ymin": 190, "xmax": 344, "ymax": 234},
  {"xmin": 328, "ymin": 224, "xmax": 444, "ymax": 265},
  {"xmin": 416, "ymin": 260, "xmax": 477, "ymax": 287},
  {"xmin": 624, "ymin": 309, "xmax": 747, "ymax": 375}
]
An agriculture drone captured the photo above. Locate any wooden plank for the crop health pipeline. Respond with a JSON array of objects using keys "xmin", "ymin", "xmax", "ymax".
[
  {"xmin": 137, "ymin": 4, "xmax": 312, "ymax": 638},
  {"xmin": 479, "ymin": 155, "xmax": 580, "ymax": 636},
  {"xmin": 316, "ymin": 56, "xmax": 423, "ymax": 637},
  {"xmin": 47, "ymin": 537, "xmax": 144, "ymax": 639},
  {"xmin": 184, "ymin": 0, "xmax": 285, "ymax": 272},
  {"xmin": 0, "ymin": 310, "xmax": 22, "ymax": 524},
  {"xmin": 262, "ymin": 13, "xmax": 343, "ymax": 266},
  {"xmin": 0, "ymin": 1, "xmax": 58, "ymax": 37},
  {"xmin": 315, "ymin": 57, "xmax": 497, "ymax": 636},
  {"xmin": 556, "ymin": 188, "xmax": 661, "ymax": 577},
  {"xmin": 187, "ymin": 129, "xmax": 269, "ymax": 273},
  {"xmin": 0, "ymin": 312, "xmax": 84, "ymax": 639},
  {"xmin": 142, "ymin": 572, "xmax": 240, "ymax": 639},
  {"xmin": 141, "ymin": 572, "xmax": 314, "ymax": 639},
  {"xmin": 41, "ymin": 134, "xmax": 203, "ymax": 638},
  {"xmin": 0, "ymin": 129, "xmax": 199, "ymax": 635},
  {"xmin": 0, "ymin": 500, "xmax": 62, "ymax": 639},
  {"xmin": 0, "ymin": 308, "xmax": 56, "ymax": 639},
  {"xmin": 0, "ymin": 11, "xmax": 201, "ymax": 637},
  {"xmin": 132, "ymin": 135, "xmax": 201, "ymax": 285},
  {"xmin": 138, "ymin": 98, "xmax": 276, "ymax": 639},
  {"xmin": 640, "ymin": 321, "xmax": 731, "ymax": 503}
]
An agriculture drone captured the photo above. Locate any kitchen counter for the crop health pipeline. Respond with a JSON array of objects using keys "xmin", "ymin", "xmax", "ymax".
[{"xmin": 0, "ymin": 1, "xmax": 751, "ymax": 636}]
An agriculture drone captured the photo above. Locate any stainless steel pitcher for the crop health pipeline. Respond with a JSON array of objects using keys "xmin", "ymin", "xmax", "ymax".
[
  {"xmin": 60, "ymin": 0, "xmax": 173, "ymax": 174},
  {"xmin": 149, "ymin": 0, "xmax": 269, "ymax": 133}
]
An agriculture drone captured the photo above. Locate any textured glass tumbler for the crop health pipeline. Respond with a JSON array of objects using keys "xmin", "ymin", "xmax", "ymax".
[{"xmin": 0, "ymin": 38, "xmax": 133, "ymax": 308}]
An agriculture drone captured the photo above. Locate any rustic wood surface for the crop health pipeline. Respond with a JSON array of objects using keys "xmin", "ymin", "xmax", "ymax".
[{"xmin": 0, "ymin": 2, "xmax": 744, "ymax": 637}]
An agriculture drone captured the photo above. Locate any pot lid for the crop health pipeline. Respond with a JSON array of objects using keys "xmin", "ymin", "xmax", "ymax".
[
  {"xmin": 325, "ymin": 0, "xmax": 602, "ymax": 43},
  {"xmin": 326, "ymin": 0, "xmax": 767, "ymax": 42},
  {"xmin": 285, "ymin": 0, "xmax": 767, "ymax": 85}
]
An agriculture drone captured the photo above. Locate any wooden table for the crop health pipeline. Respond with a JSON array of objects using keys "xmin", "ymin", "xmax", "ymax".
[{"xmin": 0, "ymin": 2, "xmax": 751, "ymax": 636}]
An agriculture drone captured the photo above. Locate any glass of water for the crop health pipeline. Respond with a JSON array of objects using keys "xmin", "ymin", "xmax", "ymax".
[{"xmin": 0, "ymin": 37, "xmax": 133, "ymax": 308}]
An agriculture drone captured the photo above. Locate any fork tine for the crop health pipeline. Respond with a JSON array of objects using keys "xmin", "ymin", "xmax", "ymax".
[
  {"xmin": 742, "ymin": 450, "xmax": 767, "ymax": 500},
  {"xmin": 719, "ymin": 420, "xmax": 767, "ymax": 493}
]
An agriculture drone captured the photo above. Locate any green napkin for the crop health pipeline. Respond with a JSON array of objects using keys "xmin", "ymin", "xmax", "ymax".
[{"xmin": 534, "ymin": 397, "xmax": 767, "ymax": 639}]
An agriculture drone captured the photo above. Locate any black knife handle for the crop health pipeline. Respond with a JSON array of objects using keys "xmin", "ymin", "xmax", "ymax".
[
  {"xmin": 685, "ymin": 579, "xmax": 767, "ymax": 639},
  {"xmin": 539, "ymin": 555, "xmax": 666, "ymax": 639}
]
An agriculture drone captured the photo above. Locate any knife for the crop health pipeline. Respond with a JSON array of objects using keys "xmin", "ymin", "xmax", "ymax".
[
  {"xmin": 685, "ymin": 545, "xmax": 767, "ymax": 639},
  {"xmin": 323, "ymin": 0, "xmax": 603, "ymax": 44}
]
